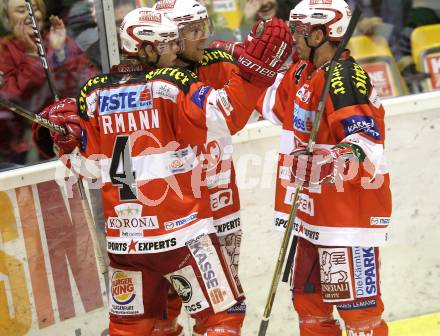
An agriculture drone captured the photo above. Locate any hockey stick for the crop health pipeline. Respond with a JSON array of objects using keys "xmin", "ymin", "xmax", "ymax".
[
  {"xmin": 258, "ymin": 6, "xmax": 361, "ymax": 336},
  {"xmin": 25, "ymin": 0, "xmax": 109, "ymax": 283},
  {"xmin": 0, "ymin": 96, "xmax": 67, "ymax": 135},
  {"xmin": 281, "ymin": 5, "xmax": 361, "ymax": 284},
  {"xmin": 25, "ymin": 0, "xmax": 59, "ymax": 101}
]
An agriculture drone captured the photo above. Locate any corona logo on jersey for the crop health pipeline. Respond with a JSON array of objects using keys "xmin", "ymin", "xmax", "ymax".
[
  {"xmin": 139, "ymin": 10, "xmax": 161, "ymax": 23},
  {"xmin": 106, "ymin": 203, "xmax": 160, "ymax": 238},
  {"xmin": 111, "ymin": 271, "xmax": 136, "ymax": 305}
]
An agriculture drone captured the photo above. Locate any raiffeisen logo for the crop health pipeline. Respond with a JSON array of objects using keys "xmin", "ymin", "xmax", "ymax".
[{"xmin": 112, "ymin": 271, "xmax": 136, "ymax": 305}]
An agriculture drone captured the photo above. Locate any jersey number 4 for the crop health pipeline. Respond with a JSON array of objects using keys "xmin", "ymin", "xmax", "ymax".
[{"xmin": 110, "ymin": 136, "xmax": 137, "ymax": 201}]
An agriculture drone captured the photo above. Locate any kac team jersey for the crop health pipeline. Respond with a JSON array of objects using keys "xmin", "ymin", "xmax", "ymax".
[
  {"xmin": 195, "ymin": 48, "xmax": 242, "ymax": 237},
  {"xmin": 78, "ymin": 67, "xmax": 264, "ymax": 254},
  {"xmin": 258, "ymin": 56, "xmax": 392, "ymax": 247}
]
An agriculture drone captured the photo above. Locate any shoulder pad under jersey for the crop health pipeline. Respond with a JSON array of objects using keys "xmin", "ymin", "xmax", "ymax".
[
  {"xmin": 145, "ymin": 67, "xmax": 198, "ymax": 94},
  {"xmin": 78, "ymin": 74, "xmax": 109, "ymax": 120},
  {"xmin": 325, "ymin": 58, "xmax": 371, "ymax": 110},
  {"xmin": 199, "ymin": 48, "xmax": 235, "ymax": 66}
]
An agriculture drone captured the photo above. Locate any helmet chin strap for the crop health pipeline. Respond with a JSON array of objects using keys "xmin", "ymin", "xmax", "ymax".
[
  {"xmin": 148, "ymin": 53, "xmax": 160, "ymax": 68},
  {"xmin": 139, "ymin": 44, "xmax": 161, "ymax": 68},
  {"xmin": 177, "ymin": 53, "xmax": 198, "ymax": 70},
  {"xmin": 305, "ymin": 34, "xmax": 328, "ymax": 63}
]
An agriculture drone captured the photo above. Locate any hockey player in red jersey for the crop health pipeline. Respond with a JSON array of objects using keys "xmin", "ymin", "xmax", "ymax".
[
  {"xmin": 256, "ymin": 0, "xmax": 391, "ymax": 335},
  {"xmin": 152, "ymin": 1, "xmax": 271, "ymax": 334},
  {"xmin": 37, "ymin": 7, "xmax": 292, "ymax": 336}
]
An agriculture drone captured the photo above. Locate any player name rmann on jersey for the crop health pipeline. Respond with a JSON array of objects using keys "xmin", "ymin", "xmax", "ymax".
[{"xmin": 97, "ymin": 84, "xmax": 160, "ymax": 135}]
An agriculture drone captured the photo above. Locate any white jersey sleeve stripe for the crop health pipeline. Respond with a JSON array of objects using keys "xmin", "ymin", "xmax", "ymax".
[
  {"xmin": 343, "ymin": 133, "xmax": 388, "ymax": 175},
  {"xmin": 205, "ymin": 90, "xmax": 231, "ymax": 142},
  {"xmin": 261, "ymin": 73, "xmax": 284, "ymax": 126}
]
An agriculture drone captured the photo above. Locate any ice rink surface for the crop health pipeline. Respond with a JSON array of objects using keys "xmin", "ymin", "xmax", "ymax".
[
  {"xmin": 181, "ymin": 108, "xmax": 440, "ymax": 335},
  {"xmin": 2, "ymin": 105, "xmax": 439, "ymax": 336}
]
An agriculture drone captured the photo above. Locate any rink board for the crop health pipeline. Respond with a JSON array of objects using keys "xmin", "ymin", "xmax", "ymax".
[
  {"xmin": 1, "ymin": 91, "xmax": 440, "ymax": 335},
  {"xmin": 389, "ymin": 312, "xmax": 440, "ymax": 335}
]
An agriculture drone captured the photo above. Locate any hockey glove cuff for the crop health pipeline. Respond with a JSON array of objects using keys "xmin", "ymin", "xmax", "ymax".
[
  {"xmin": 41, "ymin": 98, "xmax": 81, "ymax": 157},
  {"xmin": 238, "ymin": 18, "xmax": 293, "ymax": 88},
  {"xmin": 289, "ymin": 143, "xmax": 365, "ymax": 188},
  {"xmin": 208, "ymin": 40, "xmax": 244, "ymax": 59}
]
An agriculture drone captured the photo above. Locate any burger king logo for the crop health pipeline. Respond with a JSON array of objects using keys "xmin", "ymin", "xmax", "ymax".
[{"xmin": 112, "ymin": 270, "xmax": 136, "ymax": 305}]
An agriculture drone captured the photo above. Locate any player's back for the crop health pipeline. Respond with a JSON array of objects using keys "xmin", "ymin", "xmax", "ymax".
[{"xmin": 78, "ymin": 70, "xmax": 216, "ymax": 255}]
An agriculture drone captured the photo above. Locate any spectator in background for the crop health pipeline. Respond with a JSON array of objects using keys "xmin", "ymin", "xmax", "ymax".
[
  {"xmin": 65, "ymin": 0, "xmax": 97, "ymax": 52},
  {"xmin": 380, "ymin": 0, "xmax": 413, "ymax": 60},
  {"xmin": 240, "ymin": 0, "xmax": 301, "ymax": 38},
  {"xmin": 414, "ymin": 0, "xmax": 440, "ymax": 15},
  {"xmin": 351, "ymin": 0, "xmax": 381, "ymax": 17},
  {"xmin": 0, "ymin": 0, "xmax": 98, "ymax": 164},
  {"xmin": 356, "ymin": 0, "xmax": 440, "ymax": 93},
  {"xmin": 241, "ymin": 0, "xmax": 278, "ymax": 37},
  {"xmin": 77, "ymin": 0, "xmax": 136, "ymax": 70},
  {"xmin": 114, "ymin": 0, "xmax": 136, "ymax": 29},
  {"xmin": 244, "ymin": 0, "xmax": 277, "ymax": 21},
  {"xmin": 65, "ymin": 0, "xmax": 100, "ymax": 67},
  {"xmin": 200, "ymin": 0, "xmax": 243, "ymax": 42}
]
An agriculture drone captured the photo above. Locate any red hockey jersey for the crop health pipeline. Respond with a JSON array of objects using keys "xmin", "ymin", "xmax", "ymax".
[
  {"xmin": 195, "ymin": 48, "xmax": 241, "ymax": 237},
  {"xmin": 258, "ymin": 57, "xmax": 392, "ymax": 246},
  {"xmin": 78, "ymin": 67, "xmax": 264, "ymax": 254}
]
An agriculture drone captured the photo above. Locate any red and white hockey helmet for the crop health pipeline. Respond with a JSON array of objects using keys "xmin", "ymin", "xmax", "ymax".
[
  {"xmin": 154, "ymin": 0, "xmax": 211, "ymax": 40},
  {"xmin": 289, "ymin": 0, "xmax": 352, "ymax": 41},
  {"xmin": 119, "ymin": 8, "xmax": 179, "ymax": 56}
]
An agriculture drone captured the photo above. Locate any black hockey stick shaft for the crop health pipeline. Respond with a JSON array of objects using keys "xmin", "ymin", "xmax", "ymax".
[
  {"xmin": 24, "ymin": 0, "xmax": 108, "ymax": 281},
  {"xmin": 258, "ymin": 6, "xmax": 362, "ymax": 336},
  {"xmin": 25, "ymin": 0, "xmax": 59, "ymax": 101},
  {"xmin": 281, "ymin": 5, "xmax": 361, "ymax": 284},
  {"xmin": 0, "ymin": 96, "xmax": 67, "ymax": 135}
]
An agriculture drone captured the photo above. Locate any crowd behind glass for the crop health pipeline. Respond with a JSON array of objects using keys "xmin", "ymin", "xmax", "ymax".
[{"xmin": 0, "ymin": 0, "xmax": 439, "ymax": 168}]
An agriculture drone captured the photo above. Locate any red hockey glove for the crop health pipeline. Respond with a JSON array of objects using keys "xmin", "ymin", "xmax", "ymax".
[
  {"xmin": 43, "ymin": 98, "xmax": 80, "ymax": 156},
  {"xmin": 237, "ymin": 18, "xmax": 293, "ymax": 88},
  {"xmin": 208, "ymin": 39, "xmax": 244, "ymax": 59},
  {"xmin": 289, "ymin": 144, "xmax": 363, "ymax": 188},
  {"xmin": 32, "ymin": 107, "xmax": 55, "ymax": 158}
]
